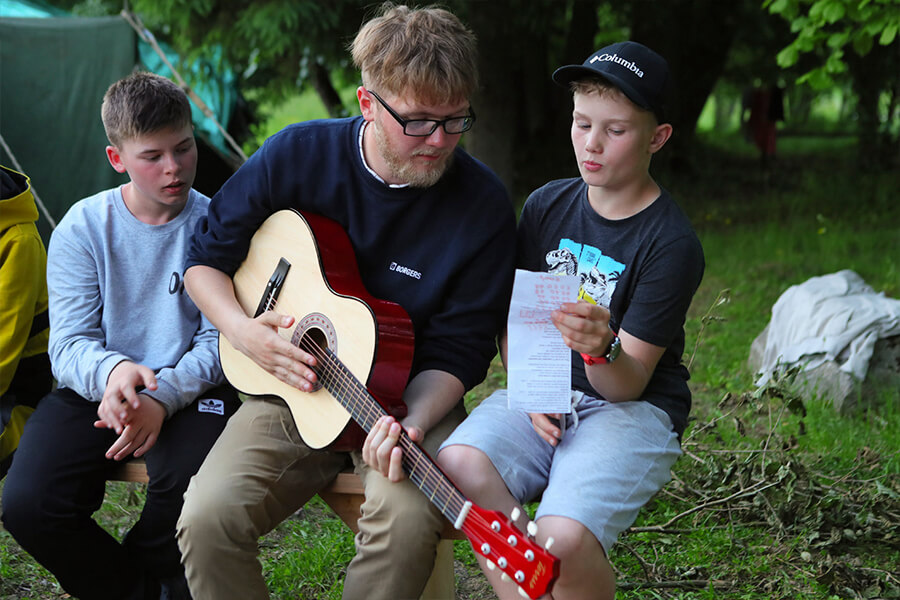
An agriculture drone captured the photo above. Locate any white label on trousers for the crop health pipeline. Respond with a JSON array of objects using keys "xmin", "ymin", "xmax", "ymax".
[{"xmin": 198, "ymin": 399, "xmax": 225, "ymax": 416}]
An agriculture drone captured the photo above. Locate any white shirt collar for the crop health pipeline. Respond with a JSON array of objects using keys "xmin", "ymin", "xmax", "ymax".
[{"xmin": 358, "ymin": 121, "xmax": 409, "ymax": 189}]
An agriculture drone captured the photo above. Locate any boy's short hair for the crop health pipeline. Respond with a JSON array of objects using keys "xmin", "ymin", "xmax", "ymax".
[
  {"xmin": 569, "ymin": 77, "xmax": 638, "ymax": 114},
  {"xmin": 553, "ymin": 41, "xmax": 671, "ymax": 124},
  {"xmin": 101, "ymin": 71, "xmax": 192, "ymax": 147},
  {"xmin": 351, "ymin": 2, "xmax": 478, "ymax": 106}
]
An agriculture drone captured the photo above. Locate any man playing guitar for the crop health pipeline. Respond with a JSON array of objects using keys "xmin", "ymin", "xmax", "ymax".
[{"xmin": 176, "ymin": 4, "xmax": 517, "ymax": 599}]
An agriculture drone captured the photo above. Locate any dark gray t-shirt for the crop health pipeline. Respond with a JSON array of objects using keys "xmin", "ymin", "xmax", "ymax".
[{"xmin": 516, "ymin": 178, "xmax": 705, "ymax": 436}]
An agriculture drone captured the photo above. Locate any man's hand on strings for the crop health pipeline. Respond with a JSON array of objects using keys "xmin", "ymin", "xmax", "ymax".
[{"xmin": 230, "ymin": 311, "xmax": 320, "ymax": 391}]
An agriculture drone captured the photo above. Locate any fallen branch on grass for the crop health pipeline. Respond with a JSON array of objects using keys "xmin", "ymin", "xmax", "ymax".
[
  {"xmin": 628, "ymin": 479, "xmax": 780, "ymax": 532},
  {"xmin": 618, "ymin": 579, "xmax": 733, "ymax": 590}
]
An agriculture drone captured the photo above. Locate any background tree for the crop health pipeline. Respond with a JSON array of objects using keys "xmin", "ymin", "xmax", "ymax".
[
  {"xmin": 765, "ymin": 0, "xmax": 900, "ymax": 167},
  {"xmin": 58, "ymin": 0, "xmax": 895, "ymax": 194},
  {"xmin": 126, "ymin": 0, "xmax": 367, "ymax": 118},
  {"xmin": 446, "ymin": 1, "xmax": 608, "ymax": 197},
  {"xmin": 116, "ymin": 0, "xmax": 754, "ymax": 196}
]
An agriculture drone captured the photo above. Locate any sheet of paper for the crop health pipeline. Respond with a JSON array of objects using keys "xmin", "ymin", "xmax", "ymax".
[{"xmin": 507, "ymin": 269, "xmax": 580, "ymax": 413}]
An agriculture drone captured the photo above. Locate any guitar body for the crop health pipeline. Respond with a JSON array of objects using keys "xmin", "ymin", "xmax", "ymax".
[{"xmin": 219, "ymin": 209, "xmax": 411, "ymax": 449}]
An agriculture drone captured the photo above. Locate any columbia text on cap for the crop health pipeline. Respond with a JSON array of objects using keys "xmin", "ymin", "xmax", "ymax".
[{"xmin": 552, "ymin": 41, "xmax": 671, "ymax": 123}]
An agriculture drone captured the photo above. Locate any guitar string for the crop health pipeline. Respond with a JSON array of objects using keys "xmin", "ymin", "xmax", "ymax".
[
  {"xmin": 295, "ymin": 335, "xmax": 471, "ymax": 521},
  {"xmin": 262, "ymin": 302, "xmax": 548, "ymax": 585},
  {"xmin": 302, "ymin": 337, "xmax": 556, "ymax": 586},
  {"xmin": 264, "ymin": 299, "xmax": 464, "ymax": 516},
  {"xmin": 262, "ymin": 304, "xmax": 505, "ymax": 547},
  {"xmin": 297, "ymin": 338, "xmax": 499, "ymax": 522},
  {"xmin": 305, "ymin": 340, "xmax": 463, "ymax": 515}
]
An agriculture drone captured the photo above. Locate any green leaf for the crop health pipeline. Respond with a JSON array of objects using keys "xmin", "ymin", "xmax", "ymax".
[
  {"xmin": 824, "ymin": 50, "xmax": 847, "ymax": 73},
  {"xmin": 803, "ymin": 67, "xmax": 835, "ymax": 90},
  {"xmin": 823, "ymin": 2, "xmax": 846, "ymax": 23},
  {"xmin": 880, "ymin": 23, "xmax": 898, "ymax": 45},
  {"xmin": 776, "ymin": 45, "xmax": 800, "ymax": 67},
  {"xmin": 866, "ymin": 20, "xmax": 885, "ymax": 36},
  {"xmin": 808, "ymin": 0, "xmax": 825, "ymax": 21},
  {"xmin": 766, "ymin": 0, "xmax": 791, "ymax": 14},
  {"xmin": 826, "ymin": 31, "xmax": 849, "ymax": 48},
  {"xmin": 791, "ymin": 15, "xmax": 810, "ymax": 33},
  {"xmin": 853, "ymin": 33, "xmax": 874, "ymax": 54},
  {"xmin": 797, "ymin": 32, "xmax": 819, "ymax": 52}
]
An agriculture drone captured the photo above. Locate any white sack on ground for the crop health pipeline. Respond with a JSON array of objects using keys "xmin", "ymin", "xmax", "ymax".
[{"xmin": 755, "ymin": 270, "xmax": 900, "ymax": 387}]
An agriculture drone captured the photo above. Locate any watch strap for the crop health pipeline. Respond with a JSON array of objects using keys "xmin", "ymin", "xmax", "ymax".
[{"xmin": 580, "ymin": 335, "xmax": 621, "ymax": 365}]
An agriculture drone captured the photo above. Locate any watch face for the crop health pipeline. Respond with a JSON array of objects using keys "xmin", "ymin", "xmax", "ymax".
[
  {"xmin": 606, "ymin": 336, "xmax": 622, "ymax": 362},
  {"xmin": 581, "ymin": 335, "xmax": 621, "ymax": 366}
]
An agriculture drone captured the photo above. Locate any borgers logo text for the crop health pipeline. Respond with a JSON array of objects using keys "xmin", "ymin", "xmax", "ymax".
[
  {"xmin": 390, "ymin": 262, "xmax": 422, "ymax": 280},
  {"xmin": 590, "ymin": 53, "xmax": 644, "ymax": 78}
]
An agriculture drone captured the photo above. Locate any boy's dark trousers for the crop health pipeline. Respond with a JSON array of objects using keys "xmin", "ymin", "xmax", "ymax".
[{"xmin": 1, "ymin": 385, "xmax": 239, "ymax": 600}]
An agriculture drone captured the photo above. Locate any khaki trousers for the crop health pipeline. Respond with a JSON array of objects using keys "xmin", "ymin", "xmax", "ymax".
[{"xmin": 177, "ymin": 395, "xmax": 465, "ymax": 600}]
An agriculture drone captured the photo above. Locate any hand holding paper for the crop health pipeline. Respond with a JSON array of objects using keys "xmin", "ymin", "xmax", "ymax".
[{"xmin": 507, "ymin": 269, "xmax": 580, "ymax": 413}]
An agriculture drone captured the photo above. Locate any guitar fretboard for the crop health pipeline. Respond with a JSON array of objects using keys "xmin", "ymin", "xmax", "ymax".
[{"xmin": 307, "ymin": 341, "xmax": 470, "ymax": 526}]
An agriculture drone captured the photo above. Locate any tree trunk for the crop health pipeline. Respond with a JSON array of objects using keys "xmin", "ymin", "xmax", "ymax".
[
  {"xmin": 629, "ymin": 0, "xmax": 748, "ymax": 173},
  {"xmin": 846, "ymin": 41, "xmax": 900, "ymax": 170},
  {"xmin": 311, "ymin": 62, "xmax": 347, "ymax": 119},
  {"xmin": 465, "ymin": 1, "xmax": 597, "ymax": 202}
]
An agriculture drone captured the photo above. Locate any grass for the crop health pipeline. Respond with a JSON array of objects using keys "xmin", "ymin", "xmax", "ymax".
[
  {"xmin": 2, "ymin": 130, "xmax": 898, "ymax": 599},
  {"xmin": 607, "ymin": 132, "xmax": 899, "ymax": 599}
]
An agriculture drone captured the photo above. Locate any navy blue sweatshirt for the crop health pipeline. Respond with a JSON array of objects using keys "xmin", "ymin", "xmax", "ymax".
[{"xmin": 187, "ymin": 117, "xmax": 516, "ymax": 391}]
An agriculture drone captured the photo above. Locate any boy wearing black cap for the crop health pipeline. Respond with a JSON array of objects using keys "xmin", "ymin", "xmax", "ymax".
[{"xmin": 438, "ymin": 41, "xmax": 704, "ymax": 599}]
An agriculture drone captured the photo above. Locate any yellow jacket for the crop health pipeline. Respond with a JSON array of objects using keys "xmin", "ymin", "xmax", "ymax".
[{"xmin": 1, "ymin": 165, "xmax": 51, "ymax": 467}]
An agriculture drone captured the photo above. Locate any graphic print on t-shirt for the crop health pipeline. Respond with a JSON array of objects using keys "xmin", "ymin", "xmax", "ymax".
[{"xmin": 545, "ymin": 239, "xmax": 625, "ymax": 308}]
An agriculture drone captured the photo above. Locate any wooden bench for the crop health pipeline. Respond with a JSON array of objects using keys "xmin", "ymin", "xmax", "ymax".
[{"xmin": 110, "ymin": 459, "xmax": 463, "ymax": 599}]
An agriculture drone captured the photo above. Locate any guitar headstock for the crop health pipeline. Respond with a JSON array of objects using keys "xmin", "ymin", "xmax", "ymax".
[{"xmin": 460, "ymin": 503, "xmax": 559, "ymax": 599}]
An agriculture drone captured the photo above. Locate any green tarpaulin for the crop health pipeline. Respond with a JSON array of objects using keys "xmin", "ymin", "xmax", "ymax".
[
  {"xmin": 1, "ymin": 6, "xmax": 241, "ymax": 243},
  {"xmin": 1, "ymin": 16, "xmax": 135, "ymax": 242}
]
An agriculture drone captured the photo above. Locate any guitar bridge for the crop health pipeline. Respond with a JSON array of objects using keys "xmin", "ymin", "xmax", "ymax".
[{"xmin": 254, "ymin": 258, "xmax": 291, "ymax": 317}]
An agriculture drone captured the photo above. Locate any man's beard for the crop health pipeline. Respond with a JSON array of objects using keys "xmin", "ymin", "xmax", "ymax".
[{"xmin": 374, "ymin": 124, "xmax": 454, "ymax": 188}]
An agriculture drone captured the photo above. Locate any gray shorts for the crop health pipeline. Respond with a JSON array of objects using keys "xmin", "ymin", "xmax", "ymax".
[{"xmin": 439, "ymin": 389, "xmax": 681, "ymax": 552}]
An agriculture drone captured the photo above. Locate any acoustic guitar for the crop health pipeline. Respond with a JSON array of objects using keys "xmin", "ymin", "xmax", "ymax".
[{"xmin": 219, "ymin": 209, "xmax": 559, "ymax": 598}]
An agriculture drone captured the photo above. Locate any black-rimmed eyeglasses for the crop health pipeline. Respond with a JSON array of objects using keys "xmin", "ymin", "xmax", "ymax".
[{"xmin": 367, "ymin": 89, "xmax": 475, "ymax": 137}]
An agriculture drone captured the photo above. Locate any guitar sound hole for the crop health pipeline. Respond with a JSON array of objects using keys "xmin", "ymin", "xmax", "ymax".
[
  {"xmin": 292, "ymin": 312, "xmax": 338, "ymax": 393},
  {"xmin": 302, "ymin": 327, "xmax": 329, "ymax": 392}
]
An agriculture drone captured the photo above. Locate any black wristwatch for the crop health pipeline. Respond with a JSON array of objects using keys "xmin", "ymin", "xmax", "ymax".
[{"xmin": 580, "ymin": 335, "xmax": 621, "ymax": 365}]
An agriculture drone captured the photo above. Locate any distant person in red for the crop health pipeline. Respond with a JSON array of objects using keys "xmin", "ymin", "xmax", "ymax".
[{"xmin": 744, "ymin": 83, "xmax": 785, "ymax": 169}]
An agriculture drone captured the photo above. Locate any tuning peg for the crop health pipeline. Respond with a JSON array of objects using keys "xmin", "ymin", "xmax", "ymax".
[
  {"xmin": 526, "ymin": 520, "xmax": 538, "ymax": 537},
  {"xmin": 517, "ymin": 586, "xmax": 531, "ymax": 598},
  {"xmin": 545, "ymin": 537, "xmax": 555, "ymax": 551},
  {"xmin": 514, "ymin": 570, "xmax": 525, "ymax": 583},
  {"xmin": 501, "ymin": 572, "xmax": 512, "ymax": 583},
  {"xmin": 524, "ymin": 549, "xmax": 535, "ymax": 561},
  {"xmin": 498, "ymin": 557, "xmax": 508, "ymax": 569},
  {"xmin": 510, "ymin": 507, "xmax": 521, "ymax": 522},
  {"xmin": 486, "ymin": 559, "xmax": 496, "ymax": 571}
]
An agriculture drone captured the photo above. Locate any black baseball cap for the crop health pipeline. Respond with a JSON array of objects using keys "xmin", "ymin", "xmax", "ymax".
[{"xmin": 552, "ymin": 41, "xmax": 671, "ymax": 123}]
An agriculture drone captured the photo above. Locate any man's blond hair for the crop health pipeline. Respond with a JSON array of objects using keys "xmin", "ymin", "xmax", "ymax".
[
  {"xmin": 101, "ymin": 72, "xmax": 192, "ymax": 147},
  {"xmin": 351, "ymin": 2, "xmax": 477, "ymax": 105}
]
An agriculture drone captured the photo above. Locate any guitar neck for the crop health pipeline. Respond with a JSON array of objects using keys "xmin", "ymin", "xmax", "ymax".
[{"xmin": 318, "ymin": 347, "xmax": 470, "ymax": 526}]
